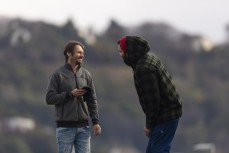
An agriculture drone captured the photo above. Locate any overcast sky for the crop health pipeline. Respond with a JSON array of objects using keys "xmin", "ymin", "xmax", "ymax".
[{"xmin": 0, "ymin": 0, "xmax": 229, "ymax": 43}]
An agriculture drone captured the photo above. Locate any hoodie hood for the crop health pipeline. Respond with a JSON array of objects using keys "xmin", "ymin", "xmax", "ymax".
[{"xmin": 121, "ymin": 36, "xmax": 150, "ymax": 68}]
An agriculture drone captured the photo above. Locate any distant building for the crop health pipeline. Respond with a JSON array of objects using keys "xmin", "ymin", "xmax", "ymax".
[
  {"xmin": 10, "ymin": 27, "xmax": 31, "ymax": 46},
  {"xmin": 193, "ymin": 143, "xmax": 216, "ymax": 153},
  {"xmin": 109, "ymin": 146, "xmax": 140, "ymax": 153},
  {"xmin": 192, "ymin": 36, "xmax": 214, "ymax": 52},
  {"xmin": 1, "ymin": 116, "xmax": 35, "ymax": 133}
]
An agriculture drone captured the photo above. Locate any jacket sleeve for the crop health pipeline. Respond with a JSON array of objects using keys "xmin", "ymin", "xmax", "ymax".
[
  {"xmin": 134, "ymin": 67, "xmax": 160, "ymax": 128},
  {"xmin": 46, "ymin": 73, "xmax": 66, "ymax": 105},
  {"xmin": 86, "ymin": 75, "xmax": 99, "ymax": 125}
]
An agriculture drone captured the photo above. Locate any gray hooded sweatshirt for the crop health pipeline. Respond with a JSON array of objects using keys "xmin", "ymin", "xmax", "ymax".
[{"xmin": 46, "ymin": 63, "xmax": 99, "ymax": 127}]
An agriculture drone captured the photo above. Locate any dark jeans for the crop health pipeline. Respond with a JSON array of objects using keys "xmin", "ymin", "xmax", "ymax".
[{"xmin": 146, "ymin": 119, "xmax": 179, "ymax": 153}]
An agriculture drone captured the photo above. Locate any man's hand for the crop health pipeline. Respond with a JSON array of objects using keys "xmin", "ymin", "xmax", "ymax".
[
  {"xmin": 71, "ymin": 88, "xmax": 86, "ymax": 97},
  {"xmin": 144, "ymin": 126, "xmax": 151, "ymax": 137},
  {"xmin": 93, "ymin": 124, "xmax": 101, "ymax": 136}
]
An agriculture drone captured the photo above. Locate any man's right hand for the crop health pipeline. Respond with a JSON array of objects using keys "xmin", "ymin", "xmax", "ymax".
[
  {"xmin": 144, "ymin": 126, "xmax": 151, "ymax": 137},
  {"xmin": 71, "ymin": 88, "xmax": 86, "ymax": 97}
]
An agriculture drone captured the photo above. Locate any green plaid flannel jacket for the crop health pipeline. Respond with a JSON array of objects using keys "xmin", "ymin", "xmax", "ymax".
[{"xmin": 134, "ymin": 53, "xmax": 182, "ymax": 128}]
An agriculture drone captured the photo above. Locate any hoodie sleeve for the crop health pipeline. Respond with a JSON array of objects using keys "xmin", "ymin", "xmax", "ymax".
[
  {"xmin": 134, "ymin": 67, "xmax": 160, "ymax": 128},
  {"xmin": 46, "ymin": 73, "xmax": 67, "ymax": 105},
  {"xmin": 85, "ymin": 73, "xmax": 99, "ymax": 125}
]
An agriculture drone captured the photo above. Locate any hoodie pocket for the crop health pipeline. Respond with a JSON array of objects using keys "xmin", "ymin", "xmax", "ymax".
[
  {"xmin": 78, "ymin": 101, "xmax": 89, "ymax": 120},
  {"xmin": 55, "ymin": 104, "xmax": 64, "ymax": 120}
]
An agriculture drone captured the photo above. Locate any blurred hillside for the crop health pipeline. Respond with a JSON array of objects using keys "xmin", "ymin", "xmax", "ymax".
[{"xmin": 0, "ymin": 17, "xmax": 228, "ymax": 153}]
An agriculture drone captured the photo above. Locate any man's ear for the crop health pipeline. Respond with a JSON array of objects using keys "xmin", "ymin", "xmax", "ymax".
[{"xmin": 67, "ymin": 52, "xmax": 71, "ymax": 57}]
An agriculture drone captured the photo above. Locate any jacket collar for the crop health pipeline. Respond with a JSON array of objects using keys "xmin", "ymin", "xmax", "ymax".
[{"xmin": 65, "ymin": 63, "xmax": 81, "ymax": 72}]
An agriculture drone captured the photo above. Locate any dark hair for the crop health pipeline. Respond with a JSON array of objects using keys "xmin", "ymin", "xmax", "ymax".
[{"xmin": 64, "ymin": 41, "xmax": 85, "ymax": 62}]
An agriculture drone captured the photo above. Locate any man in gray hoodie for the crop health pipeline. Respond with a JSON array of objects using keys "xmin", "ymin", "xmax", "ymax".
[{"xmin": 46, "ymin": 41, "xmax": 101, "ymax": 153}]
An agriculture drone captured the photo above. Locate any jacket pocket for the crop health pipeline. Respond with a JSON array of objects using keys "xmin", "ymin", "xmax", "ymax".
[
  {"xmin": 78, "ymin": 101, "xmax": 89, "ymax": 120},
  {"xmin": 55, "ymin": 104, "xmax": 64, "ymax": 120}
]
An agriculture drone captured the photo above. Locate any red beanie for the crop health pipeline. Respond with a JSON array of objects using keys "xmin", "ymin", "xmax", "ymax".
[{"xmin": 119, "ymin": 37, "xmax": 127, "ymax": 53}]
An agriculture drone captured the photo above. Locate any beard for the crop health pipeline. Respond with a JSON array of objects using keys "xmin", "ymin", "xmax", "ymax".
[
  {"xmin": 70, "ymin": 57, "xmax": 83, "ymax": 66},
  {"xmin": 76, "ymin": 58, "xmax": 83, "ymax": 64},
  {"xmin": 123, "ymin": 54, "xmax": 132, "ymax": 67},
  {"xmin": 123, "ymin": 54, "xmax": 137, "ymax": 69}
]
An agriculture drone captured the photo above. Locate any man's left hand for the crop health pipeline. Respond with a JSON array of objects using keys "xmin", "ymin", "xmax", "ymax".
[{"xmin": 93, "ymin": 124, "xmax": 101, "ymax": 136}]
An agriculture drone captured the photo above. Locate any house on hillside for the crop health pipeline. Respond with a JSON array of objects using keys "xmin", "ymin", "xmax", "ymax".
[{"xmin": 0, "ymin": 116, "xmax": 35, "ymax": 133}]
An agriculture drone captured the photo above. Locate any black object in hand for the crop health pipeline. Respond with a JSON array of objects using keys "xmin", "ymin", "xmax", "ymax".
[
  {"xmin": 82, "ymin": 86, "xmax": 92, "ymax": 100},
  {"xmin": 82, "ymin": 86, "xmax": 91, "ymax": 93}
]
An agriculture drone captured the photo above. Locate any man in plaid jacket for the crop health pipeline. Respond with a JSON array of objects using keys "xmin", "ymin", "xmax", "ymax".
[{"xmin": 117, "ymin": 36, "xmax": 182, "ymax": 153}]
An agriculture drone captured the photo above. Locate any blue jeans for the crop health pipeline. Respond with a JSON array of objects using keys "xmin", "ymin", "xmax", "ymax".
[
  {"xmin": 56, "ymin": 126, "xmax": 91, "ymax": 153},
  {"xmin": 146, "ymin": 119, "xmax": 179, "ymax": 153}
]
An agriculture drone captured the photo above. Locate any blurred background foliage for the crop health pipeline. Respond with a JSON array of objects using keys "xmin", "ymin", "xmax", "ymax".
[{"xmin": 0, "ymin": 17, "xmax": 228, "ymax": 153}]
